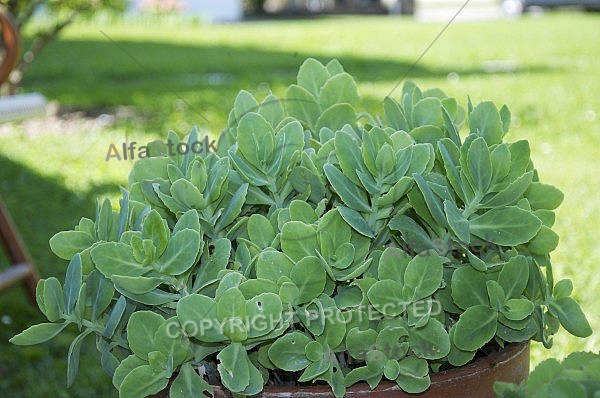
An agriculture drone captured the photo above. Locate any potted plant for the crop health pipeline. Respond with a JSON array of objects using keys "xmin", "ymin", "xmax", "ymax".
[{"xmin": 11, "ymin": 58, "xmax": 592, "ymax": 398}]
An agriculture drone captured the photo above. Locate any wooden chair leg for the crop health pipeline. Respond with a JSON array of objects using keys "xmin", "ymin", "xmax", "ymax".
[{"xmin": 0, "ymin": 196, "xmax": 40, "ymax": 305}]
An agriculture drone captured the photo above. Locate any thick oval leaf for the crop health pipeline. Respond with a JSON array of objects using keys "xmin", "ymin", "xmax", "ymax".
[
  {"xmin": 395, "ymin": 356, "xmax": 430, "ymax": 394},
  {"xmin": 119, "ymin": 365, "xmax": 169, "ymax": 398},
  {"xmin": 255, "ymin": 250, "xmax": 294, "ymax": 283},
  {"xmin": 91, "ymin": 242, "xmax": 152, "ymax": 278},
  {"xmin": 483, "ymin": 171, "xmax": 533, "ymax": 208},
  {"xmin": 111, "ymin": 275, "xmax": 164, "ymax": 295},
  {"xmin": 316, "ymin": 103, "xmax": 356, "ymax": 133},
  {"xmin": 10, "ymin": 321, "xmax": 69, "ymax": 346},
  {"xmin": 43, "ymin": 277, "xmax": 65, "ymax": 322},
  {"xmin": 502, "ymin": 299, "xmax": 534, "ymax": 321},
  {"xmin": 49, "ymin": 231, "xmax": 95, "ymax": 260},
  {"xmin": 403, "ymin": 253, "xmax": 445, "ymax": 302},
  {"xmin": 469, "ymin": 101, "xmax": 504, "ymax": 145},
  {"xmin": 176, "ymin": 294, "xmax": 226, "ymax": 342},
  {"xmin": 67, "ymin": 330, "xmax": 92, "ymax": 387},
  {"xmin": 268, "ymin": 332, "xmax": 312, "ymax": 371},
  {"xmin": 237, "ymin": 112, "xmax": 275, "ymax": 169},
  {"xmin": 319, "ymin": 72, "xmax": 359, "ymax": 108},
  {"xmin": 525, "ymin": 182, "xmax": 564, "ymax": 210},
  {"xmin": 447, "ymin": 327, "xmax": 476, "ymax": 366},
  {"xmin": 453, "ymin": 305, "xmax": 498, "ymax": 351},
  {"xmin": 408, "ymin": 318, "xmax": 450, "ymax": 360},
  {"xmin": 217, "ymin": 287, "xmax": 247, "ymax": 321},
  {"xmin": 170, "ymin": 363, "xmax": 214, "ymax": 398},
  {"xmin": 528, "ymin": 225, "xmax": 559, "ymax": 255},
  {"xmin": 285, "ymin": 84, "xmax": 320, "ymax": 132},
  {"xmin": 245, "ymin": 293, "xmax": 283, "ymax": 338},
  {"xmin": 413, "ymin": 97, "xmax": 443, "ymax": 127},
  {"xmin": 451, "ymin": 266, "xmax": 489, "ymax": 309},
  {"xmin": 337, "ymin": 206, "xmax": 375, "ymax": 238},
  {"xmin": 64, "ymin": 254, "xmax": 82, "ymax": 314},
  {"xmin": 469, "ymin": 206, "xmax": 542, "ymax": 246},
  {"xmin": 214, "ymin": 183, "xmax": 248, "ymax": 232},
  {"xmin": 87, "ymin": 271, "xmax": 115, "ymax": 321},
  {"xmin": 297, "ymin": 57, "xmax": 330, "ymax": 98},
  {"xmin": 324, "ymin": 164, "xmax": 371, "ymax": 212},
  {"xmin": 444, "ymin": 200, "xmax": 470, "ymax": 243},
  {"xmin": 367, "ymin": 280, "xmax": 406, "ymax": 317},
  {"xmin": 290, "ymin": 256, "xmax": 327, "ymax": 304},
  {"xmin": 281, "ymin": 221, "xmax": 318, "ymax": 262},
  {"xmin": 127, "ymin": 311, "xmax": 164, "ymax": 360},
  {"xmin": 112, "ymin": 355, "xmax": 146, "ymax": 390},
  {"xmin": 486, "ymin": 280, "xmax": 506, "ymax": 312},
  {"xmin": 247, "ymin": 214, "xmax": 276, "ymax": 249},
  {"xmin": 218, "ymin": 342, "xmax": 250, "ymax": 393},
  {"xmin": 548, "ymin": 297, "xmax": 592, "ymax": 338},
  {"xmin": 335, "ymin": 130, "xmax": 367, "ymax": 187},
  {"xmin": 497, "ymin": 255, "xmax": 529, "ymax": 299},
  {"xmin": 158, "ymin": 229, "xmax": 201, "ymax": 275},
  {"xmin": 467, "ymin": 137, "xmax": 493, "ymax": 194}
]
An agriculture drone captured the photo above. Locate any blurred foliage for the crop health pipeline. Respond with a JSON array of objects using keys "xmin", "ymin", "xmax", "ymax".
[{"xmin": 0, "ymin": 0, "xmax": 127, "ymax": 91}]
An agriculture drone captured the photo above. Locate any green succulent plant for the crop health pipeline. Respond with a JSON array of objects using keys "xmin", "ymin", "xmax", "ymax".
[
  {"xmin": 494, "ymin": 351, "xmax": 600, "ymax": 398},
  {"xmin": 11, "ymin": 58, "xmax": 592, "ymax": 398}
]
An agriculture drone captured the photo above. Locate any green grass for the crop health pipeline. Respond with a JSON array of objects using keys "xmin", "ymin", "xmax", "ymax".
[{"xmin": 1, "ymin": 11, "xmax": 599, "ymax": 396}]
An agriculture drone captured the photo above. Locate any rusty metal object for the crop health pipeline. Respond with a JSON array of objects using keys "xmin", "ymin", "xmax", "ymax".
[
  {"xmin": 0, "ymin": 9, "xmax": 21, "ymax": 86},
  {"xmin": 0, "ymin": 196, "xmax": 40, "ymax": 304}
]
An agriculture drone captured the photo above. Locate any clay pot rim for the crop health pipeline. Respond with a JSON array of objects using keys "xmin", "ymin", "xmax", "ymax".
[{"xmin": 212, "ymin": 341, "xmax": 529, "ymax": 395}]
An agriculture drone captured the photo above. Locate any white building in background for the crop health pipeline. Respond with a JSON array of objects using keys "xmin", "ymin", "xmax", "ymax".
[{"xmin": 131, "ymin": 0, "xmax": 243, "ymax": 22}]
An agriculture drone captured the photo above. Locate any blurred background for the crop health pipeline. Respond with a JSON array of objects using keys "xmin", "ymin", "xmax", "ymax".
[{"xmin": 0, "ymin": 0, "xmax": 598, "ymax": 396}]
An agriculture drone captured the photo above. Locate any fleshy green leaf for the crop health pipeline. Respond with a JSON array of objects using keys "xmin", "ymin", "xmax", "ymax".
[
  {"xmin": 119, "ymin": 365, "xmax": 169, "ymax": 398},
  {"xmin": 467, "ymin": 137, "xmax": 493, "ymax": 194},
  {"xmin": 502, "ymin": 299, "xmax": 534, "ymax": 321},
  {"xmin": 337, "ymin": 205, "xmax": 375, "ymax": 238},
  {"xmin": 64, "ymin": 254, "xmax": 83, "ymax": 314},
  {"xmin": 469, "ymin": 101, "xmax": 504, "ymax": 145},
  {"xmin": 297, "ymin": 57, "xmax": 330, "ymax": 98},
  {"xmin": 498, "ymin": 255, "xmax": 529, "ymax": 299},
  {"xmin": 127, "ymin": 311, "xmax": 164, "ymax": 360},
  {"xmin": 408, "ymin": 318, "xmax": 450, "ymax": 360},
  {"xmin": 176, "ymin": 294, "xmax": 226, "ymax": 342},
  {"xmin": 402, "ymin": 253, "xmax": 445, "ymax": 302},
  {"xmin": 268, "ymin": 332, "xmax": 312, "ymax": 371},
  {"xmin": 49, "ymin": 231, "xmax": 95, "ymax": 260},
  {"xmin": 91, "ymin": 242, "xmax": 152, "ymax": 278},
  {"xmin": 290, "ymin": 256, "xmax": 327, "ymax": 304},
  {"xmin": 324, "ymin": 164, "xmax": 371, "ymax": 212},
  {"xmin": 453, "ymin": 305, "xmax": 498, "ymax": 351},
  {"xmin": 548, "ymin": 297, "xmax": 592, "ymax": 338},
  {"xmin": 217, "ymin": 342, "xmax": 250, "ymax": 393},
  {"xmin": 469, "ymin": 206, "xmax": 542, "ymax": 246},
  {"xmin": 158, "ymin": 229, "xmax": 201, "ymax": 275},
  {"xmin": 525, "ymin": 182, "xmax": 564, "ymax": 210},
  {"xmin": 395, "ymin": 356, "xmax": 430, "ymax": 394},
  {"xmin": 10, "ymin": 322, "xmax": 69, "ymax": 346},
  {"xmin": 320, "ymin": 73, "xmax": 359, "ymax": 108},
  {"xmin": 444, "ymin": 200, "xmax": 470, "ymax": 243},
  {"xmin": 281, "ymin": 221, "xmax": 318, "ymax": 262},
  {"xmin": 316, "ymin": 103, "xmax": 356, "ymax": 133},
  {"xmin": 43, "ymin": 277, "xmax": 65, "ymax": 322},
  {"xmin": 367, "ymin": 279, "xmax": 406, "ymax": 317},
  {"xmin": 451, "ymin": 266, "xmax": 489, "ymax": 309}
]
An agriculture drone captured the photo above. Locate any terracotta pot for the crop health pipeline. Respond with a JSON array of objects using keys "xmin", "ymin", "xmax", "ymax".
[{"xmin": 155, "ymin": 341, "xmax": 529, "ymax": 398}]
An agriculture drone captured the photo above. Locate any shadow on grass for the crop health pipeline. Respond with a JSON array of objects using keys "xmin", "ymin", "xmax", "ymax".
[
  {"xmin": 21, "ymin": 39, "xmax": 558, "ymax": 133},
  {"xmin": 0, "ymin": 155, "xmax": 118, "ymax": 398}
]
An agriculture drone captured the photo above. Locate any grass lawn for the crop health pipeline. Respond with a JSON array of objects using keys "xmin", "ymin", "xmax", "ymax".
[{"xmin": 1, "ymin": 10, "xmax": 599, "ymax": 396}]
